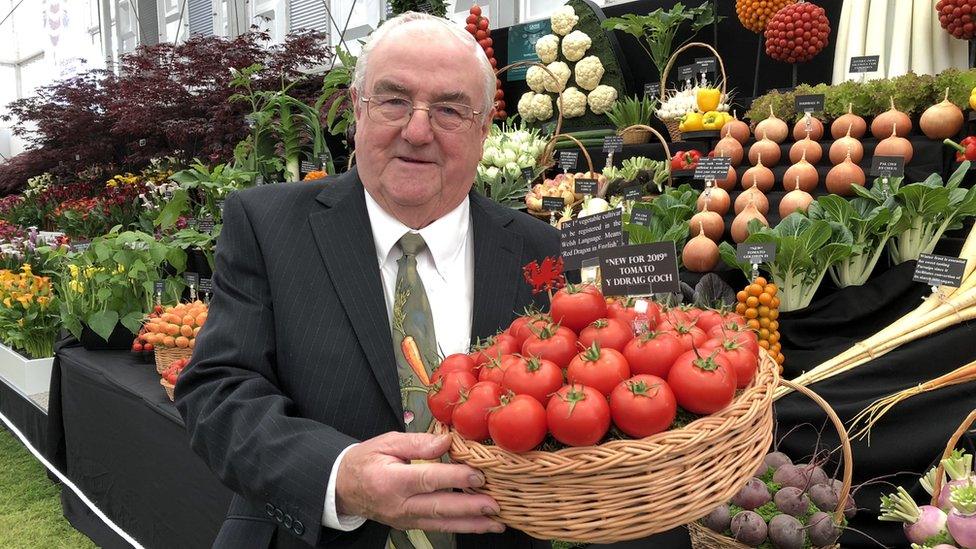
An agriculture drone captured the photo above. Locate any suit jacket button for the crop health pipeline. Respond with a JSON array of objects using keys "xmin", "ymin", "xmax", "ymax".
[
  {"xmin": 274, "ymin": 509, "xmax": 284, "ymax": 522},
  {"xmin": 283, "ymin": 514, "xmax": 293, "ymax": 529},
  {"xmin": 265, "ymin": 503, "xmax": 275, "ymax": 517},
  {"xmin": 294, "ymin": 520, "xmax": 305, "ymax": 535}
]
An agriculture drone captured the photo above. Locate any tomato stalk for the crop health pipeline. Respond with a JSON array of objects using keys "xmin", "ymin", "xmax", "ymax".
[
  {"xmin": 554, "ymin": 384, "xmax": 588, "ymax": 416},
  {"xmin": 581, "ymin": 342, "xmax": 603, "ymax": 362}
]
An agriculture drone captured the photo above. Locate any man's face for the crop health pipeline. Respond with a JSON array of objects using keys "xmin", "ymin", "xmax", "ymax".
[{"xmin": 352, "ymin": 28, "xmax": 492, "ymax": 218}]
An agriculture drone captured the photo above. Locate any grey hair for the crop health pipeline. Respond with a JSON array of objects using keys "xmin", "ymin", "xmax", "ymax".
[{"xmin": 352, "ymin": 12, "xmax": 496, "ymax": 114}]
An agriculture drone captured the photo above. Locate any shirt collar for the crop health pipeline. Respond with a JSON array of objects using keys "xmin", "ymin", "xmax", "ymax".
[{"xmin": 363, "ymin": 188, "xmax": 470, "ymax": 279}]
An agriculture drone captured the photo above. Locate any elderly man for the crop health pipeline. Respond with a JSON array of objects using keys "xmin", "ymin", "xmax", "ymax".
[{"xmin": 176, "ymin": 11, "xmax": 558, "ymax": 549}]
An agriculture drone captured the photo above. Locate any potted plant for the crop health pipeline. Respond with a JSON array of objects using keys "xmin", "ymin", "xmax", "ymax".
[
  {"xmin": 58, "ymin": 229, "xmax": 186, "ymax": 350},
  {"xmin": 0, "ymin": 264, "xmax": 60, "ymax": 394},
  {"xmin": 606, "ymin": 95, "xmax": 659, "ymax": 144}
]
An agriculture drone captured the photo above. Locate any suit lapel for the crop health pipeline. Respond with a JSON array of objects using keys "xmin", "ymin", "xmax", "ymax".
[
  {"xmin": 470, "ymin": 192, "xmax": 524, "ymax": 342},
  {"xmin": 308, "ymin": 170, "xmax": 404, "ymax": 428}
]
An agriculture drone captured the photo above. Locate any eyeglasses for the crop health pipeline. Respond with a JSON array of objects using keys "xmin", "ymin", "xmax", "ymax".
[{"xmin": 360, "ymin": 94, "xmax": 482, "ymax": 133}]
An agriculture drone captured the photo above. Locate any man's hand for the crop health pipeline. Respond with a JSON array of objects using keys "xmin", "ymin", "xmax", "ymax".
[{"xmin": 335, "ymin": 432, "xmax": 505, "ymax": 534}]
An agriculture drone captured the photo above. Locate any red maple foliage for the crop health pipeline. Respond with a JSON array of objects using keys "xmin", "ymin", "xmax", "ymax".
[{"xmin": 522, "ymin": 256, "xmax": 566, "ymax": 295}]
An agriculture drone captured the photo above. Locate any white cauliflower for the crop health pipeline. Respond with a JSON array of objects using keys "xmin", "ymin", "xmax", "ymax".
[
  {"xmin": 530, "ymin": 93, "xmax": 554, "ymax": 121},
  {"xmin": 587, "ymin": 85, "xmax": 618, "ymax": 115},
  {"xmin": 518, "ymin": 92, "xmax": 539, "ymax": 122},
  {"xmin": 525, "ymin": 66, "xmax": 548, "ymax": 93},
  {"xmin": 534, "ymin": 34, "xmax": 560, "ymax": 64},
  {"xmin": 561, "ymin": 30, "xmax": 592, "ymax": 62},
  {"xmin": 574, "ymin": 55, "xmax": 605, "ymax": 91},
  {"xmin": 550, "ymin": 5, "xmax": 579, "ymax": 36},
  {"xmin": 557, "ymin": 87, "xmax": 587, "ymax": 118},
  {"xmin": 544, "ymin": 61, "xmax": 571, "ymax": 93}
]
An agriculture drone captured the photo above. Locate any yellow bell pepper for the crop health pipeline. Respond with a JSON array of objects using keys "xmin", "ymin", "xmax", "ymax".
[
  {"xmin": 701, "ymin": 111, "xmax": 724, "ymax": 131},
  {"xmin": 969, "ymin": 86, "xmax": 976, "ymax": 111},
  {"xmin": 696, "ymin": 88, "xmax": 721, "ymax": 113},
  {"xmin": 681, "ymin": 112, "xmax": 704, "ymax": 132}
]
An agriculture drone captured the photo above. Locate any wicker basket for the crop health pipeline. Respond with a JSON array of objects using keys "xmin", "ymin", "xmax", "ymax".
[
  {"xmin": 160, "ymin": 378, "xmax": 175, "ymax": 401},
  {"xmin": 529, "ymin": 133, "xmax": 597, "ymax": 221},
  {"xmin": 931, "ymin": 409, "xmax": 976, "ymax": 505},
  {"xmin": 619, "ymin": 124, "xmax": 674, "ymax": 188},
  {"xmin": 687, "ymin": 378, "xmax": 854, "ymax": 549},
  {"xmin": 155, "ymin": 346, "xmax": 193, "ymax": 375},
  {"xmin": 435, "ymin": 350, "xmax": 779, "ymax": 543},
  {"xmin": 657, "ymin": 42, "xmax": 728, "ymax": 143}
]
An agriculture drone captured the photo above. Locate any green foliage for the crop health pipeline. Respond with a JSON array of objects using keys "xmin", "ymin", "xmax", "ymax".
[
  {"xmin": 746, "ymin": 89, "xmax": 797, "ymax": 124},
  {"xmin": 624, "ymin": 184, "xmax": 699, "ymax": 248},
  {"xmin": 389, "ymin": 0, "xmax": 447, "ymax": 16},
  {"xmin": 319, "ymin": 46, "xmax": 358, "ymax": 145},
  {"xmin": 605, "ymin": 94, "xmax": 657, "ymax": 129},
  {"xmin": 934, "ymin": 67, "xmax": 976, "ymax": 110}
]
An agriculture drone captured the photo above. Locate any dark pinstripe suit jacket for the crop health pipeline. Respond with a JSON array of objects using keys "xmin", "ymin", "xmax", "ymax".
[{"xmin": 175, "ymin": 168, "xmax": 558, "ymax": 548}]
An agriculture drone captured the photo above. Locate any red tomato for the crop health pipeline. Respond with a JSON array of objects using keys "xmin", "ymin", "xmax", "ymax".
[
  {"xmin": 431, "ymin": 353, "xmax": 476, "ymax": 383},
  {"xmin": 451, "ymin": 381, "xmax": 503, "ymax": 441},
  {"xmin": 665, "ymin": 322, "xmax": 708, "ymax": 352},
  {"xmin": 695, "ymin": 310, "xmax": 729, "ymax": 334},
  {"xmin": 508, "ymin": 313, "xmax": 551, "ymax": 347},
  {"xmin": 578, "ymin": 318, "xmax": 634, "ymax": 352},
  {"xmin": 566, "ymin": 343, "xmax": 631, "ymax": 396},
  {"xmin": 667, "ymin": 351, "xmax": 737, "ymax": 414},
  {"xmin": 521, "ymin": 323, "xmax": 578, "ymax": 368},
  {"xmin": 608, "ymin": 298, "xmax": 660, "ymax": 330},
  {"xmin": 469, "ymin": 333, "xmax": 519, "ymax": 369},
  {"xmin": 609, "ymin": 375, "xmax": 677, "ymax": 438},
  {"xmin": 426, "ymin": 371, "xmax": 477, "ymax": 425},
  {"xmin": 469, "ymin": 4, "xmax": 482, "ymax": 16},
  {"xmin": 701, "ymin": 338, "xmax": 758, "ymax": 389},
  {"xmin": 550, "ymin": 284, "xmax": 607, "ymax": 333},
  {"xmin": 464, "ymin": 23, "xmax": 477, "ymax": 34},
  {"xmin": 488, "ymin": 394, "xmax": 548, "ymax": 453},
  {"xmin": 501, "ymin": 356, "xmax": 564, "ymax": 406},
  {"xmin": 485, "ymin": 47, "xmax": 495, "ymax": 58},
  {"xmin": 475, "ymin": 29, "xmax": 488, "ymax": 40},
  {"xmin": 707, "ymin": 324, "xmax": 759, "ymax": 355},
  {"xmin": 622, "ymin": 331, "xmax": 685, "ymax": 378},
  {"xmin": 477, "ymin": 18, "xmax": 489, "ymax": 30},
  {"xmin": 465, "ymin": 14, "xmax": 478, "ymax": 24},
  {"xmin": 546, "ymin": 384, "xmax": 611, "ymax": 447},
  {"xmin": 478, "ymin": 353, "xmax": 518, "ymax": 384}
]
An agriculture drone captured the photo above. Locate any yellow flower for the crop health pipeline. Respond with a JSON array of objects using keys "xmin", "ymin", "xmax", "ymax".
[
  {"xmin": 68, "ymin": 280, "xmax": 84, "ymax": 293},
  {"xmin": 69, "ymin": 264, "xmax": 80, "ymax": 278},
  {"xmin": 19, "ymin": 264, "xmax": 30, "ymax": 276},
  {"xmin": 84, "ymin": 266, "xmax": 97, "ymax": 278},
  {"xmin": 37, "ymin": 296, "xmax": 49, "ymax": 307},
  {"xmin": 116, "ymin": 264, "xmax": 126, "ymax": 274},
  {"xmin": 3, "ymin": 298, "xmax": 11, "ymax": 308},
  {"xmin": 16, "ymin": 294, "xmax": 32, "ymax": 307}
]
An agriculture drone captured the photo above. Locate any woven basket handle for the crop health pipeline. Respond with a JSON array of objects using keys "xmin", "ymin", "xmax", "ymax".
[
  {"xmin": 543, "ymin": 133, "xmax": 596, "ymax": 175},
  {"xmin": 495, "ymin": 61, "xmax": 565, "ymax": 139},
  {"xmin": 658, "ymin": 41, "xmax": 728, "ymax": 104},
  {"xmin": 777, "ymin": 379, "xmax": 854, "ymax": 525},
  {"xmin": 618, "ymin": 124, "xmax": 674, "ymax": 188},
  {"xmin": 930, "ymin": 409, "xmax": 976, "ymax": 506}
]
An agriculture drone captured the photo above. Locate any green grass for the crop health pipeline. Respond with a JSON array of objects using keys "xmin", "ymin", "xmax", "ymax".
[{"xmin": 0, "ymin": 427, "xmax": 97, "ymax": 548}]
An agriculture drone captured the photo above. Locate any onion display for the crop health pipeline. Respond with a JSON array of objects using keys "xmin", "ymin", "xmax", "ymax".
[
  {"xmin": 743, "ymin": 155, "xmax": 775, "ymax": 192},
  {"xmin": 748, "ymin": 133, "xmax": 782, "ymax": 166},
  {"xmin": 779, "ymin": 177, "xmax": 814, "ymax": 218},
  {"xmin": 754, "ymin": 105, "xmax": 789, "ymax": 144},
  {"xmin": 792, "ymin": 113, "xmax": 824, "ymax": 142},
  {"xmin": 825, "ymin": 151, "xmax": 866, "ymax": 196},
  {"xmin": 783, "ymin": 149, "xmax": 819, "ymax": 193},
  {"xmin": 875, "ymin": 123, "xmax": 914, "ymax": 163},
  {"xmin": 697, "ymin": 186, "xmax": 731, "ymax": 216},
  {"xmin": 871, "ymin": 97, "xmax": 913, "ymax": 140},
  {"xmin": 690, "ymin": 206, "xmax": 725, "ymax": 242},
  {"xmin": 732, "ymin": 200, "xmax": 769, "ymax": 243},
  {"xmin": 722, "ymin": 111, "xmax": 752, "ymax": 144},
  {"xmin": 735, "ymin": 184, "xmax": 770, "ymax": 215},
  {"xmin": 715, "ymin": 166, "xmax": 739, "ymax": 191},
  {"xmin": 790, "ymin": 134, "xmax": 823, "ymax": 164},
  {"xmin": 828, "ymin": 125, "xmax": 864, "ymax": 165},
  {"xmin": 830, "ymin": 103, "xmax": 867, "ymax": 139},
  {"xmin": 920, "ymin": 87, "xmax": 964, "ymax": 140},
  {"xmin": 715, "ymin": 135, "xmax": 745, "ymax": 167},
  {"xmin": 682, "ymin": 228, "xmax": 720, "ymax": 272}
]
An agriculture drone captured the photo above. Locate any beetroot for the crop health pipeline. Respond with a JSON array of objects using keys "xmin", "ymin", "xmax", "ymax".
[
  {"xmin": 808, "ymin": 482, "xmax": 856, "ymax": 519},
  {"xmin": 732, "ymin": 477, "xmax": 772, "ymax": 510},
  {"xmin": 731, "ymin": 510, "xmax": 768, "ymax": 546},
  {"xmin": 767, "ymin": 514, "xmax": 806, "ymax": 548},
  {"xmin": 807, "ymin": 511, "xmax": 842, "ymax": 547},
  {"xmin": 702, "ymin": 504, "xmax": 731, "ymax": 533},
  {"xmin": 763, "ymin": 451, "xmax": 793, "ymax": 472},
  {"xmin": 773, "ymin": 486, "xmax": 810, "ymax": 517}
]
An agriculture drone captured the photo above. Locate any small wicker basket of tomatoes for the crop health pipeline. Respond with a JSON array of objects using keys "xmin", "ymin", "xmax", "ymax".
[{"xmin": 430, "ymin": 258, "xmax": 779, "ymax": 543}]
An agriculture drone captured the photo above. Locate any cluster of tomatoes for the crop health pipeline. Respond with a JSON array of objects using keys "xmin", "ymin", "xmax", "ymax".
[
  {"xmin": 464, "ymin": 4, "xmax": 506, "ymax": 119},
  {"xmin": 132, "ymin": 305, "xmax": 164, "ymax": 354},
  {"xmin": 735, "ymin": 278, "xmax": 783, "ymax": 367},
  {"xmin": 161, "ymin": 357, "xmax": 189, "ymax": 386},
  {"xmin": 137, "ymin": 301, "xmax": 209, "ymax": 351},
  {"xmin": 428, "ymin": 284, "xmax": 762, "ymax": 454}
]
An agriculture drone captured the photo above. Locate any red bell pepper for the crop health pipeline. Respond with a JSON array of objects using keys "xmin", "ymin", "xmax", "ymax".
[
  {"xmin": 944, "ymin": 136, "xmax": 976, "ymax": 162},
  {"xmin": 670, "ymin": 150, "xmax": 701, "ymax": 170}
]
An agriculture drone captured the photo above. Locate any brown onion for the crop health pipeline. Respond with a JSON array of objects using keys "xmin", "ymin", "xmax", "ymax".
[
  {"xmin": 732, "ymin": 200, "xmax": 769, "ymax": 243},
  {"xmin": 715, "ymin": 166, "xmax": 738, "ymax": 191},
  {"xmin": 825, "ymin": 151, "xmax": 866, "ymax": 196},
  {"xmin": 722, "ymin": 111, "xmax": 752, "ymax": 144},
  {"xmin": 779, "ymin": 177, "xmax": 815, "ymax": 218},
  {"xmin": 755, "ymin": 105, "xmax": 790, "ymax": 144},
  {"xmin": 871, "ymin": 97, "xmax": 913, "ymax": 139},
  {"xmin": 748, "ymin": 133, "xmax": 782, "ymax": 166},
  {"xmin": 790, "ymin": 134, "xmax": 823, "ymax": 164},
  {"xmin": 742, "ymin": 154, "xmax": 775, "ymax": 192},
  {"xmin": 735, "ymin": 183, "xmax": 769, "ymax": 215},
  {"xmin": 875, "ymin": 123, "xmax": 914, "ymax": 163},
  {"xmin": 831, "ymin": 103, "xmax": 867, "ymax": 139},
  {"xmin": 690, "ymin": 207, "xmax": 725, "ymax": 241},
  {"xmin": 920, "ymin": 87, "xmax": 964, "ymax": 140},
  {"xmin": 715, "ymin": 135, "xmax": 744, "ymax": 167},
  {"xmin": 793, "ymin": 112, "xmax": 824, "ymax": 141},
  {"xmin": 682, "ymin": 228, "xmax": 720, "ymax": 272},
  {"xmin": 828, "ymin": 124, "xmax": 864, "ymax": 165},
  {"xmin": 697, "ymin": 186, "xmax": 731, "ymax": 216},
  {"xmin": 783, "ymin": 149, "xmax": 819, "ymax": 193}
]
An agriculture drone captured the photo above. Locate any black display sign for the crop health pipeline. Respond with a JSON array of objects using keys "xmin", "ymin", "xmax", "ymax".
[
  {"xmin": 319, "ymin": 152, "xmax": 332, "ymax": 166},
  {"xmin": 199, "ymin": 277, "xmax": 213, "ymax": 293},
  {"xmin": 644, "ymin": 82, "xmax": 661, "ymax": 98},
  {"xmin": 623, "ymin": 187, "xmax": 642, "ymax": 201},
  {"xmin": 736, "ymin": 242, "xmax": 777, "ymax": 264},
  {"xmin": 559, "ymin": 151, "xmax": 579, "ymax": 171},
  {"xmin": 522, "ymin": 167, "xmax": 535, "ymax": 181},
  {"xmin": 630, "ymin": 207, "xmax": 651, "ymax": 226},
  {"xmin": 849, "ymin": 55, "xmax": 880, "ymax": 74},
  {"xmin": 694, "ymin": 57, "xmax": 718, "ymax": 75},
  {"xmin": 542, "ymin": 196, "xmax": 566, "ymax": 212},
  {"xmin": 255, "ymin": 175, "xmax": 265, "ymax": 186},
  {"xmin": 154, "ymin": 281, "xmax": 165, "ymax": 295},
  {"xmin": 599, "ymin": 242, "xmax": 681, "ymax": 296},
  {"xmin": 914, "ymin": 254, "xmax": 968, "ymax": 287},
  {"xmin": 217, "ymin": 200, "xmax": 225, "ymax": 214},
  {"xmin": 602, "ymin": 135, "xmax": 624, "ymax": 153},
  {"xmin": 575, "ymin": 178, "xmax": 598, "ymax": 195},
  {"xmin": 795, "ymin": 94, "xmax": 825, "ymax": 113},
  {"xmin": 73, "ymin": 241, "xmax": 91, "ymax": 252},
  {"xmin": 183, "ymin": 272, "xmax": 199, "ymax": 289},
  {"xmin": 694, "ymin": 156, "xmax": 733, "ymax": 181},
  {"xmin": 870, "ymin": 155, "xmax": 906, "ymax": 177},
  {"xmin": 560, "ymin": 209, "xmax": 624, "ymax": 270},
  {"xmin": 198, "ymin": 215, "xmax": 215, "ymax": 235},
  {"xmin": 677, "ymin": 64, "xmax": 695, "ymax": 82},
  {"xmin": 300, "ymin": 159, "xmax": 321, "ymax": 178},
  {"xmin": 185, "ymin": 218, "xmax": 199, "ymax": 229}
]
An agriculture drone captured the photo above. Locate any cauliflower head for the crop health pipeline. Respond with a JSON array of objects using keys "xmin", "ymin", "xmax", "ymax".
[
  {"xmin": 557, "ymin": 87, "xmax": 587, "ymax": 118},
  {"xmin": 544, "ymin": 61, "xmax": 571, "ymax": 93},
  {"xmin": 561, "ymin": 30, "xmax": 592, "ymax": 62},
  {"xmin": 587, "ymin": 85, "xmax": 618, "ymax": 115},
  {"xmin": 518, "ymin": 92, "xmax": 539, "ymax": 122},
  {"xmin": 550, "ymin": 5, "xmax": 579, "ymax": 36},
  {"xmin": 525, "ymin": 66, "xmax": 548, "ymax": 93},
  {"xmin": 574, "ymin": 55, "xmax": 605, "ymax": 91},
  {"xmin": 534, "ymin": 34, "xmax": 560, "ymax": 64},
  {"xmin": 530, "ymin": 93, "xmax": 554, "ymax": 121}
]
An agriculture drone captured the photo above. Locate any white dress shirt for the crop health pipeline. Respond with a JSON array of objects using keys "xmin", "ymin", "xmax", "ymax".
[{"xmin": 322, "ymin": 188, "xmax": 475, "ymax": 530}]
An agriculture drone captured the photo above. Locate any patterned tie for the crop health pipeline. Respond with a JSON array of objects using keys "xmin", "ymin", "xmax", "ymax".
[{"xmin": 389, "ymin": 232, "xmax": 455, "ymax": 549}]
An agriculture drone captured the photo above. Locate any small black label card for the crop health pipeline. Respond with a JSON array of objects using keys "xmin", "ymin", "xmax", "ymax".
[
  {"xmin": 630, "ymin": 207, "xmax": 651, "ymax": 227},
  {"xmin": 736, "ymin": 242, "xmax": 777, "ymax": 264},
  {"xmin": 73, "ymin": 241, "xmax": 91, "ymax": 252},
  {"xmin": 217, "ymin": 200, "xmax": 225, "ymax": 214},
  {"xmin": 154, "ymin": 281, "xmax": 165, "ymax": 295},
  {"xmin": 197, "ymin": 215, "xmax": 215, "ymax": 235},
  {"xmin": 603, "ymin": 135, "xmax": 624, "ymax": 153},
  {"xmin": 575, "ymin": 178, "xmax": 598, "ymax": 195},
  {"xmin": 199, "ymin": 277, "xmax": 213, "ymax": 293},
  {"xmin": 541, "ymin": 196, "xmax": 565, "ymax": 212},
  {"xmin": 849, "ymin": 55, "xmax": 880, "ymax": 73},
  {"xmin": 644, "ymin": 82, "xmax": 661, "ymax": 98},
  {"xmin": 913, "ymin": 253, "xmax": 967, "ymax": 287},
  {"xmin": 522, "ymin": 167, "xmax": 535, "ymax": 181},
  {"xmin": 870, "ymin": 155, "xmax": 906, "ymax": 177},
  {"xmin": 559, "ymin": 150, "xmax": 579, "ymax": 172},
  {"xmin": 694, "ymin": 156, "xmax": 732, "ymax": 181},
  {"xmin": 623, "ymin": 186, "xmax": 642, "ymax": 201},
  {"xmin": 560, "ymin": 209, "xmax": 624, "ymax": 271},
  {"xmin": 694, "ymin": 57, "xmax": 718, "ymax": 75},
  {"xmin": 599, "ymin": 242, "xmax": 680, "ymax": 296},
  {"xmin": 677, "ymin": 64, "xmax": 695, "ymax": 82},
  {"xmin": 183, "ymin": 272, "xmax": 200, "ymax": 289},
  {"xmin": 255, "ymin": 175, "xmax": 265, "ymax": 186},
  {"xmin": 795, "ymin": 94, "xmax": 825, "ymax": 113}
]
